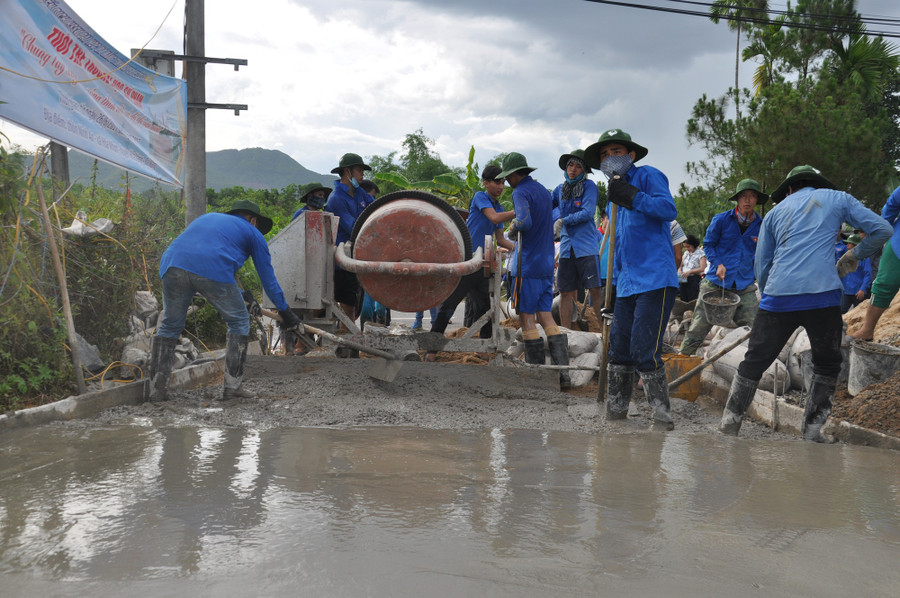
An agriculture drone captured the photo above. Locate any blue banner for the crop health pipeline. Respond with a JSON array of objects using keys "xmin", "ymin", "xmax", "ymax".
[{"xmin": 0, "ymin": 0, "xmax": 187, "ymax": 186}]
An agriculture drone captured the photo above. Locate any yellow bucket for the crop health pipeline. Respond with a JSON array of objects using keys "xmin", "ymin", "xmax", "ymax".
[{"xmin": 663, "ymin": 354, "xmax": 703, "ymax": 402}]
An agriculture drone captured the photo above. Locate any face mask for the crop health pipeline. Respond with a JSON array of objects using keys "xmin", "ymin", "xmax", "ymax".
[
  {"xmin": 350, "ymin": 178, "xmax": 360, "ymax": 189},
  {"xmin": 600, "ymin": 154, "xmax": 634, "ymax": 179},
  {"xmin": 307, "ymin": 196, "xmax": 326, "ymax": 210},
  {"xmin": 565, "ymin": 172, "xmax": 585, "ymax": 184}
]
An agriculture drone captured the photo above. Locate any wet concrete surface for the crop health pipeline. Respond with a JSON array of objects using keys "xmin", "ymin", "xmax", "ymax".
[{"xmin": 1, "ymin": 421, "xmax": 898, "ymax": 597}]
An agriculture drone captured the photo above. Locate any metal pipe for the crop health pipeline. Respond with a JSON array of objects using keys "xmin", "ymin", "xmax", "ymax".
[{"xmin": 335, "ymin": 243, "xmax": 484, "ymax": 277}]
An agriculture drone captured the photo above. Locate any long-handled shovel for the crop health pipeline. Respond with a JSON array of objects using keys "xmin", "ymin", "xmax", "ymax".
[{"xmin": 597, "ymin": 201, "xmax": 618, "ymax": 403}]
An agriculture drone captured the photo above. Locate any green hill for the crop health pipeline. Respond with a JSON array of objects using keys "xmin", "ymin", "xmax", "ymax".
[{"xmin": 67, "ymin": 147, "xmax": 334, "ymax": 192}]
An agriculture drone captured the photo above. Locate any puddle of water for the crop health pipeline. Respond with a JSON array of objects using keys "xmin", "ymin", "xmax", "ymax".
[{"xmin": 0, "ymin": 424, "xmax": 898, "ymax": 597}]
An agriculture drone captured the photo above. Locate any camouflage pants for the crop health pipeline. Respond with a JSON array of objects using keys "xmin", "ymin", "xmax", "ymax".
[{"xmin": 679, "ymin": 279, "xmax": 759, "ymax": 356}]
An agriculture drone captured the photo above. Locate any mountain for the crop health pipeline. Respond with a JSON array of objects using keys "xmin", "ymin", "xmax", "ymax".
[{"xmin": 66, "ymin": 147, "xmax": 335, "ymax": 193}]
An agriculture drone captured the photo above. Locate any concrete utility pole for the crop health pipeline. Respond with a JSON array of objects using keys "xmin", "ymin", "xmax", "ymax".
[
  {"xmin": 49, "ymin": 141, "xmax": 69, "ymax": 204},
  {"xmin": 184, "ymin": 0, "xmax": 206, "ymax": 226}
]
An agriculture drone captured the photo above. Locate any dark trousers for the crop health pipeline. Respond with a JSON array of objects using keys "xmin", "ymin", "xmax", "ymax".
[
  {"xmin": 431, "ymin": 272, "xmax": 492, "ymax": 337},
  {"xmin": 738, "ymin": 307, "xmax": 843, "ymax": 381},
  {"xmin": 609, "ymin": 286, "xmax": 676, "ymax": 372},
  {"xmin": 679, "ymin": 274, "xmax": 701, "ymax": 302}
]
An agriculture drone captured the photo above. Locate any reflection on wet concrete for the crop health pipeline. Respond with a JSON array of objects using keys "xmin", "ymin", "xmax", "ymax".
[{"xmin": 1, "ymin": 424, "xmax": 898, "ymax": 597}]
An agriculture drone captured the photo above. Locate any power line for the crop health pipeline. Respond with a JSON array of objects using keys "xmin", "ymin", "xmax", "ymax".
[{"xmin": 581, "ymin": 0, "xmax": 900, "ymax": 39}]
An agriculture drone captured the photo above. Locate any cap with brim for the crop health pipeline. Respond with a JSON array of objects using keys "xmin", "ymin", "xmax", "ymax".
[
  {"xmin": 846, "ymin": 234, "xmax": 863, "ymax": 245},
  {"xmin": 496, "ymin": 152, "xmax": 537, "ymax": 179},
  {"xmin": 301, "ymin": 183, "xmax": 332, "ymax": 203},
  {"xmin": 330, "ymin": 152, "xmax": 372, "ymax": 175},
  {"xmin": 558, "ymin": 149, "xmax": 592, "ymax": 173},
  {"xmin": 227, "ymin": 199, "xmax": 273, "ymax": 235},
  {"xmin": 728, "ymin": 178, "xmax": 769, "ymax": 204},
  {"xmin": 583, "ymin": 128, "xmax": 649, "ymax": 169},
  {"xmin": 770, "ymin": 165, "xmax": 837, "ymax": 203}
]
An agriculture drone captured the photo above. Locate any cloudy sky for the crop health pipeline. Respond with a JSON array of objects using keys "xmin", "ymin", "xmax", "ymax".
[{"xmin": 3, "ymin": 0, "xmax": 900, "ymax": 193}]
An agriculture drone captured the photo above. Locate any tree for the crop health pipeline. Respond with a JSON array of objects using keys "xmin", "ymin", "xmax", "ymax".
[{"xmin": 710, "ymin": 0, "xmax": 770, "ymax": 118}]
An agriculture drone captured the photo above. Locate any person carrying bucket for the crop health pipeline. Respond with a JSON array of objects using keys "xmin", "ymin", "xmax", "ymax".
[
  {"xmin": 718, "ymin": 165, "xmax": 891, "ymax": 442},
  {"xmin": 584, "ymin": 129, "xmax": 678, "ymax": 429},
  {"xmin": 679, "ymin": 179, "xmax": 767, "ymax": 356}
]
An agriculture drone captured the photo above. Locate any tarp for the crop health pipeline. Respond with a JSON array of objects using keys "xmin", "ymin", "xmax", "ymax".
[{"xmin": 0, "ymin": 0, "xmax": 187, "ymax": 186}]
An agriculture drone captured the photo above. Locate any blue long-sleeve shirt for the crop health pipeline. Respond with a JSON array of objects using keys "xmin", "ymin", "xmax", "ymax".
[
  {"xmin": 325, "ymin": 180, "xmax": 370, "ymax": 246},
  {"xmin": 511, "ymin": 176, "xmax": 554, "ymax": 278},
  {"xmin": 841, "ymin": 257, "xmax": 872, "ymax": 295},
  {"xmin": 755, "ymin": 186, "xmax": 892, "ymax": 298},
  {"xmin": 607, "ymin": 163, "xmax": 679, "ymax": 297},
  {"xmin": 702, "ymin": 208, "xmax": 762, "ymax": 290},
  {"xmin": 552, "ymin": 179, "xmax": 600, "ymax": 258},
  {"xmin": 467, "ymin": 191, "xmax": 505, "ymax": 253},
  {"xmin": 160, "ymin": 212, "xmax": 290, "ymax": 311}
]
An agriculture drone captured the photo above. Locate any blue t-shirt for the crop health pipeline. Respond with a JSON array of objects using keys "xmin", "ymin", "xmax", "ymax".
[
  {"xmin": 467, "ymin": 191, "xmax": 504, "ymax": 253},
  {"xmin": 511, "ymin": 176, "xmax": 554, "ymax": 279},
  {"xmin": 325, "ymin": 181, "xmax": 370, "ymax": 245}
]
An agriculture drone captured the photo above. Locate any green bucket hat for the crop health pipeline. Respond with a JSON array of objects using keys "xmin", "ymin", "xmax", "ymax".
[
  {"xmin": 300, "ymin": 182, "xmax": 331, "ymax": 203},
  {"xmin": 227, "ymin": 199, "xmax": 273, "ymax": 235},
  {"xmin": 584, "ymin": 128, "xmax": 649, "ymax": 169},
  {"xmin": 558, "ymin": 149, "xmax": 592, "ymax": 173},
  {"xmin": 727, "ymin": 178, "xmax": 769, "ymax": 204},
  {"xmin": 846, "ymin": 234, "xmax": 863, "ymax": 245},
  {"xmin": 497, "ymin": 152, "xmax": 537, "ymax": 179},
  {"xmin": 770, "ymin": 165, "xmax": 837, "ymax": 204},
  {"xmin": 330, "ymin": 152, "xmax": 372, "ymax": 175}
]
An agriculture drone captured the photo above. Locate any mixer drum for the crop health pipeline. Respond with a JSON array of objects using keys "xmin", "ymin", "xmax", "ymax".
[{"xmin": 349, "ymin": 190, "xmax": 473, "ymax": 313}]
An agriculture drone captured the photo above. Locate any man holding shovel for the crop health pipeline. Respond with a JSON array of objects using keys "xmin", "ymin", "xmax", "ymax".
[
  {"xmin": 718, "ymin": 165, "xmax": 891, "ymax": 441},
  {"xmin": 584, "ymin": 129, "xmax": 678, "ymax": 428},
  {"xmin": 680, "ymin": 179, "xmax": 767, "ymax": 356}
]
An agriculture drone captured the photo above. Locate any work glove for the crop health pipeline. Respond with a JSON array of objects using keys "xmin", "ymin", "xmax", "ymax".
[
  {"xmin": 278, "ymin": 309, "xmax": 301, "ymax": 331},
  {"xmin": 242, "ymin": 290, "xmax": 262, "ymax": 318},
  {"xmin": 507, "ymin": 220, "xmax": 520, "ymax": 241},
  {"xmin": 600, "ymin": 306, "xmax": 615, "ymax": 323},
  {"xmin": 836, "ymin": 251, "xmax": 859, "ymax": 277},
  {"xmin": 607, "ymin": 178, "xmax": 638, "ymax": 210},
  {"xmin": 553, "ymin": 219, "xmax": 563, "ymax": 240}
]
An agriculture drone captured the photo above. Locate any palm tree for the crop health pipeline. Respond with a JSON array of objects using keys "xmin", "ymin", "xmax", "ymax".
[
  {"xmin": 828, "ymin": 32, "xmax": 899, "ymax": 102},
  {"xmin": 742, "ymin": 15, "xmax": 788, "ymax": 96},
  {"xmin": 710, "ymin": 1, "xmax": 771, "ymax": 119}
]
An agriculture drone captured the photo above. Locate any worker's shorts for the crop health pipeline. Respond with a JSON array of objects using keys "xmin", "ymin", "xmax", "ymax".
[
  {"xmin": 334, "ymin": 267, "xmax": 360, "ymax": 307},
  {"xmin": 513, "ymin": 276, "xmax": 553, "ymax": 314},
  {"xmin": 871, "ymin": 241, "xmax": 900, "ymax": 309},
  {"xmin": 557, "ymin": 251, "xmax": 602, "ymax": 293}
]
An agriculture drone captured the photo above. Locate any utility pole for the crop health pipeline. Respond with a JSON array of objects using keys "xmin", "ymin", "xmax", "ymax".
[{"xmin": 184, "ymin": 0, "xmax": 206, "ymax": 226}]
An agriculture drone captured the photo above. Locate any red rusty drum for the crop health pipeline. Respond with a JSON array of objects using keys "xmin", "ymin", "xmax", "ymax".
[{"xmin": 338, "ymin": 190, "xmax": 479, "ymax": 312}]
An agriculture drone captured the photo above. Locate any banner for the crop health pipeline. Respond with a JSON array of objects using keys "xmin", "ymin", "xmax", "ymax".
[{"xmin": 0, "ymin": 0, "xmax": 187, "ymax": 186}]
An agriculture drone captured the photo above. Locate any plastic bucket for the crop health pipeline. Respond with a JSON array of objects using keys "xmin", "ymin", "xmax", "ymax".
[
  {"xmin": 701, "ymin": 289, "xmax": 740, "ymax": 326},
  {"xmin": 664, "ymin": 353, "xmax": 703, "ymax": 402},
  {"xmin": 848, "ymin": 340, "xmax": 900, "ymax": 396}
]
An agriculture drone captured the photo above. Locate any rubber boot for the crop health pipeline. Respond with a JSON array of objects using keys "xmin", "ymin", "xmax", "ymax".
[
  {"xmin": 547, "ymin": 333, "xmax": 571, "ymax": 390},
  {"xmin": 639, "ymin": 366, "xmax": 675, "ymax": 430},
  {"xmin": 523, "ymin": 338, "xmax": 546, "ymax": 365},
  {"xmin": 718, "ymin": 374, "xmax": 759, "ymax": 436},
  {"xmin": 802, "ymin": 374, "xmax": 837, "ymax": 443},
  {"xmin": 222, "ymin": 333, "xmax": 254, "ymax": 401},
  {"xmin": 148, "ymin": 335, "xmax": 178, "ymax": 402},
  {"xmin": 606, "ymin": 364, "xmax": 633, "ymax": 420}
]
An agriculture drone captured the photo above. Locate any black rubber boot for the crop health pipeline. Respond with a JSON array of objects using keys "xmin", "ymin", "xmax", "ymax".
[
  {"xmin": 606, "ymin": 363, "xmax": 633, "ymax": 420},
  {"xmin": 148, "ymin": 335, "xmax": 178, "ymax": 402},
  {"xmin": 719, "ymin": 374, "xmax": 759, "ymax": 436},
  {"xmin": 222, "ymin": 333, "xmax": 253, "ymax": 401},
  {"xmin": 547, "ymin": 333, "xmax": 571, "ymax": 390},
  {"xmin": 803, "ymin": 374, "xmax": 837, "ymax": 443},
  {"xmin": 523, "ymin": 338, "xmax": 546, "ymax": 365},
  {"xmin": 639, "ymin": 366, "xmax": 675, "ymax": 430}
]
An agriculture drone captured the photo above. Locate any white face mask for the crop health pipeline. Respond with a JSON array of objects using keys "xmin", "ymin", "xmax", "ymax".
[{"xmin": 600, "ymin": 154, "xmax": 634, "ymax": 179}]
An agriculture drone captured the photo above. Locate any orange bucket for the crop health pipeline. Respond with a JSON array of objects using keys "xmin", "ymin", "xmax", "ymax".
[{"xmin": 663, "ymin": 353, "xmax": 703, "ymax": 402}]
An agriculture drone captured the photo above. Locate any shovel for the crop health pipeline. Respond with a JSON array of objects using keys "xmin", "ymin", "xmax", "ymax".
[
  {"xmin": 261, "ymin": 308, "xmax": 405, "ymax": 382},
  {"xmin": 597, "ymin": 200, "xmax": 618, "ymax": 403}
]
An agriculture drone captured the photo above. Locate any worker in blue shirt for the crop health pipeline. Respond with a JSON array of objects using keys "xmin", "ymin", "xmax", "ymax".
[
  {"xmin": 500, "ymin": 152, "xmax": 572, "ymax": 388},
  {"xmin": 291, "ymin": 183, "xmax": 330, "ymax": 220},
  {"xmin": 424, "ymin": 165, "xmax": 515, "ymax": 359},
  {"xmin": 839, "ymin": 234, "xmax": 872, "ymax": 313},
  {"xmin": 149, "ymin": 200, "xmax": 301, "ymax": 402},
  {"xmin": 584, "ymin": 128, "xmax": 678, "ymax": 429},
  {"xmin": 719, "ymin": 165, "xmax": 891, "ymax": 442},
  {"xmin": 325, "ymin": 153, "xmax": 372, "ymax": 324},
  {"xmin": 551, "ymin": 149, "xmax": 603, "ymax": 328},
  {"xmin": 680, "ymin": 179, "xmax": 767, "ymax": 356}
]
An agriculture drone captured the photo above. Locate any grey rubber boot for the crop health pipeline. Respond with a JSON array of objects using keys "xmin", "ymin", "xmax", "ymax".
[
  {"xmin": 606, "ymin": 363, "xmax": 634, "ymax": 420},
  {"xmin": 802, "ymin": 373, "xmax": 837, "ymax": 443},
  {"xmin": 148, "ymin": 335, "xmax": 178, "ymax": 402},
  {"xmin": 639, "ymin": 366, "xmax": 675, "ymax": 430},
  {"xmin": 719, "ymin": 374, "xmax": 759, "ymax": 436},
  {"xmin": 547, "ymin": 333, "xmax": 571, "ymax": 390},
  {"xmin": 523, "ymin": 338, "xmax": 546, "ymax": 365},
  {"xmin": 222, "ymin": 333, "xmax": 254, "ymax": 401}
]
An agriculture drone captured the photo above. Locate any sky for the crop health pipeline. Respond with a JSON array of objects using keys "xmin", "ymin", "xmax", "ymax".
[{"xmin": 3, "ymin": 0, "xmax": 900, "ymax": 194}]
